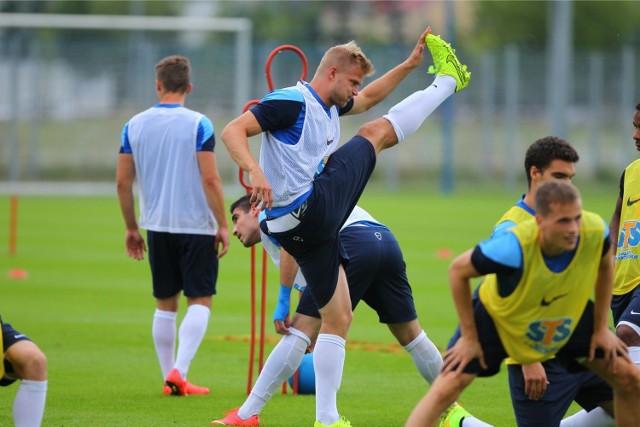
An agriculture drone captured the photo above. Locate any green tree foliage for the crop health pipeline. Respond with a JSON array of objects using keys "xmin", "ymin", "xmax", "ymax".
[
  {"xmin": 40, "ymin": 0, "xmax": 180, "ymax": 42},
  {"xmin": 43, "ymin": 1, "xmax": 179, "ymax": 17},
  {"xmin": 573, "ymin": 1, "xmax": 639, "ymax": 48},
  {"xmin": 217, "ymin": 0, "xmax": 323, "ymax": 44},
  {"xmin": 472, "ymin": 0, "xmax": 639, "ymax": 49}
]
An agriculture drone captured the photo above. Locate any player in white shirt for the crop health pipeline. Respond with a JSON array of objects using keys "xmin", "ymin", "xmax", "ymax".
[
  {"xmin": 117, "ymin": 55, "xmax": 230, "ymax": 396},
  {"xmin": 222, "ymin": 28, "xmax": 470, "ymax": 426}
]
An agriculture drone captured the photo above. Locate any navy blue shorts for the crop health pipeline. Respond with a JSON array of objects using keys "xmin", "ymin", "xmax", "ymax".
[
  {"xmin": 2, "ymin": 321, "xmax": 32, "ymax": 387},
  {"xmin": 296, "ymin": 225, "xmax": 418, "ymax": 324},
  {"xmin": 508, "ymin": 360, "xmax": 612, "ymax": 427},
  {"xmin": 447, "ymin": 300, "xmax": 610, "ymax": 426},
  {"xmin": 265, "ymin": 137, "xmax": 377, "ymax": 309},
  {"xmin": 147, "ymin": 230, "xmax": 218, "ymax": 299},
  {"xmin": 611, "ymin": 285, "xmax": 640, "ymax": 328}
]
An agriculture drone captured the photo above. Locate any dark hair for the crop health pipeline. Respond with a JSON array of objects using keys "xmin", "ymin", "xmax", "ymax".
[
  {"xmin": 535, "ymin": 181, "xmax": 580, "ymax": 216},
  {"xmin": 230, "ymin": 194, "xmax": 251, "ymax": 215},
  {"xmin": 636, "ymin": 103, "xmax": 640, "ymax": 111},
  {"xmin": 524, "ymin": 136, "xmax": 579, "ymax": 187},
  {"xmin": 155, "ymin": 55, "xmax": 191, "ymax": 93}
]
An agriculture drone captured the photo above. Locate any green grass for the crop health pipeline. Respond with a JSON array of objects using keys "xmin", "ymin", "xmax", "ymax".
[{"xmin": 0, "ymin": 187, "xmax": 616, "ymax": 426}]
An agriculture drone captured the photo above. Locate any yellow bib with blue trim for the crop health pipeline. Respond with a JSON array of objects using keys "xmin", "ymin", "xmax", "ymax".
[
  {"xmin": 494, "ymin": 205, "xmax": 533, "ymax": 230},
  {"xmin": 614, "ymin": 159, "xmax": 640, "ymax": 295},
  {"xmin": 479, "ymin": 211, "xmax": 604, "ymax": 364}
]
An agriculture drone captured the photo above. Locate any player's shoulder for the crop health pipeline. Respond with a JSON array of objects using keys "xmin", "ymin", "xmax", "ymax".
[
  {"xmin": 627, "ymin": 158, "xmax": 640, "ymax": 169},
  {"xmin": 128, "ymin": 105, "xmax": 156, "ymax": 122},
  {"xmin": 581, "ymin": 210, "xmax": 607, "ymax": 231},
  {"xmin": 262, "ymin": 86, "xmax": 304, "ymax": 103}
]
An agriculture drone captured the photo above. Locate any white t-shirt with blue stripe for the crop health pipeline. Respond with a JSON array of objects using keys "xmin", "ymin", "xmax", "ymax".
[{"xmin": 121, "ymin": 104, "xmax": 217, "ymax": 235}]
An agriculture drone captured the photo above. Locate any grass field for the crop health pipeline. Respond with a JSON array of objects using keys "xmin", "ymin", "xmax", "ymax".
[{"xmin": 0, "ymin": 186, "xmax": 618, "ymax": 426}]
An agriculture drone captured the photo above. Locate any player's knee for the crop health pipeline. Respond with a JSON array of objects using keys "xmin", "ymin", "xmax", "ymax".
[
  {"xmin": 340, "ymin": 309, "xmax": 353, "ymax": 328},
  {"xmin": 24, "ymin": 349, "xmax": 47, "ymax": 380},
  {"xmin": 431, "ymin": 373, "xmax": 467, "ymax": 403},
  {"xmin": 356, "ymin": 119, "xmax": 398, "ymax": 152},
  {"xmin": 613, "ymin": 363, "xmax": 640, "ymax": 396},
  {"xmin": 13, "ymin": 346, "xmax": 47, "ymax": 381},
  {"xmin": 616, "ymin": 324, "xmax": 640, "ymax": 346}
]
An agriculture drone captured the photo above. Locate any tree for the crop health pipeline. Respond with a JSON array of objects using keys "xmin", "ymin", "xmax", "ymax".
[
  {"xmin": 217, "ymin": 0, "xmax": 323, "ymax": 44},
  {"xmin": 471, "ymin": 0, "xmax": 639, "ymax": 50}
]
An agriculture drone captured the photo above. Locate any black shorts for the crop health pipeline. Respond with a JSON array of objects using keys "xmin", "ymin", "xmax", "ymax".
[
  {"xmin": 2, "ymin": 321, "xmax": 32, "ymax": 387},
  {"xmin": 265, "ymin": 137, "xmax": 376, "ymax": 309},
  {"xmin": 147, "ymin": 230, "xmax": 219, "ymax": 299},
  {"xmin": 296, "ymin": 226, "xmax": 417, "ymax": 324}
]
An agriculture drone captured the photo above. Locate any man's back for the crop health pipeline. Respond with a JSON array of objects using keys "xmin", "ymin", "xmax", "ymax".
[{"xmin": 123, "ymin": 104, "xmax": 216, "ymax": 234}]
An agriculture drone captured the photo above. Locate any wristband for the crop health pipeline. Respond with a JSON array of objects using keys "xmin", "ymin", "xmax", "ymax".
[{"xmin": 272, "ymin": 285, "xmax": 291, "ymax": 322}]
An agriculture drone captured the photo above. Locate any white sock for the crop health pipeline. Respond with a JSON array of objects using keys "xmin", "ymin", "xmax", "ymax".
[
  {"xmin": 314, "ymin": 334, "xmax": 346, "ymax": 425},
  {"xmin": 383, "ymin": 75, "xmax": 456, "ymax": 142},
  {"xmin": 403, "ymin": 330, "xmax": 443, "ymax": 384},
  {"xmin": 175, "ymin": 304, "xmax": 210, "ymax": 379},
  {"xmin": 238, "ymin": 328, "xmax": 311, "ymax": 419},
  {"xmin": 403, "ymin": 332, "xmax": 494, "ymax": 427},
  {"xmin": 153, "ymin": 309, "xmax": 177, "ymax": 379},
  {"xmin": 462, "ymin": 416, "xmax": 495, "ymax": 426},
  {"xmin": 13, "ymin": 379, "xmax": 47, "ymax": 427},
  {"xmin": 629, "ymin": 345, "xmax": 640, "ymax": 368},
  {"xmin": 560, "ymin": 407, "xmax": 615, "ymax": 427}
]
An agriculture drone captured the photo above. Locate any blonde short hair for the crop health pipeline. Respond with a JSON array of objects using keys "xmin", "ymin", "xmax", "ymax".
[{"xmin": 315, "ymin": 41, "xmax": 375, "ymax": 78}]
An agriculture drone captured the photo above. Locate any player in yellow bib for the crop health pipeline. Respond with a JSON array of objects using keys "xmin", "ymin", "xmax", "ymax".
[
  {"xmin": 609, "ymin": 103, "xmax": 640, "ymax": 370},
  {"xmin": 405, "ymin": 181, "xmax": 640, "ymax": 427},
  {"xmin": 485, "ymin": 137, "xmax": 614, "ymax": 427},
  {"xmin": 1, "ymin": 314, "xmax": 48, "ymax": 426}
]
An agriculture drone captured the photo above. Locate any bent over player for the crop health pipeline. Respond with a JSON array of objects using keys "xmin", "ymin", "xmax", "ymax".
[
  {"xmin": 212, "ymin": 196, "xmax": 489, "ymax": 426},
  {"xmin": 405, "ymin": 181, "xmax": 640, "ymax": 427}
]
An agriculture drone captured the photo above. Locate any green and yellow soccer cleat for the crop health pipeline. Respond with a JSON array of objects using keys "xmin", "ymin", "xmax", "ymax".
[
  {"xmin": 314, "ymin": 416, "xmax": 352, "ymax": 427},
  {"xmin": 425, "ymin": 33, "xmax": 471, "ymax": 92},
  {"xmin": 438, "ymin": 403, "xmax": 472, "ymax": 427}
]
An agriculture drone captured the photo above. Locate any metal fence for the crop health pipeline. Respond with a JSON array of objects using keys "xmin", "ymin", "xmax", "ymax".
[{"xmin": 1, "ymin": 28, "xmax": 638, "ymax": 193}]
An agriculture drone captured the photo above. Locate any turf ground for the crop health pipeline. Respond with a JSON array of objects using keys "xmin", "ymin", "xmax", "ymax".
[{"xmin": 0, "ymin": 185, "xmax": 618, "ymax": 426}]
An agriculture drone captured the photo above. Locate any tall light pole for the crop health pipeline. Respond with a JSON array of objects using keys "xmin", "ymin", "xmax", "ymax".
[{"xmin": 547, "ymin": 0, "xmax": 573, "ymax": 138}]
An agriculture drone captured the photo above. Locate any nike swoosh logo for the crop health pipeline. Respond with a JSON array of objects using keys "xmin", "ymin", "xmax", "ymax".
[
  {"xmin": 13, "ymin": 334, "xmax": 26, "ymax": 339},
  {"xmin": 540, "ymin": 293, "xmax": 569, "ymax": 307},
  {"xmin": 627, "ymin": 197, "xmax": 640, "ymax": 207},
  {"xmin": 631, "ymin": 310, "xmax": 640, "ymax": 315},
  {"xmin": 327, "ymin": 139, "xmax": 334, "ymax": 146},
  {"xmin": 446, "ymin": 54, "xmax": 469, "ymax": 85}
]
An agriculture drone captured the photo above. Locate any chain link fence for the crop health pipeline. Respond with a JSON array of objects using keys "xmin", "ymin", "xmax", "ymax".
[{"xmin": 1, "ymin": 28, "xmax": 638, "ymax": 194}]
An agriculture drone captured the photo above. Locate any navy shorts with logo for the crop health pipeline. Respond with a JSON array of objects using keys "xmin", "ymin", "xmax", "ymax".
[
  {"xmin": 2, "ymin": 321, "xmax": 32, "ymax": 386},
  {"xmin": 147, "ymin": 230, "xmax": 219, "ymax": 299},
  {"xmin": 264, "ymin": 137, "xmax": 377, "ymax": 309},
  {"xmin": 295, "ymin": 225, "xmax": 418, "ymax": 324},
  {"xmin": 611, "ymin": 285, "xmax": 640, "ymax": 328}
]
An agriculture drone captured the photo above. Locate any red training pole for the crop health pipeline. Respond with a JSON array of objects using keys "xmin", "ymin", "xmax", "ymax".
[
  {"xmin": 243, "ymin": 43, "xmax": 309, "ymax": 395},
  {"xmin": 246, "ymin": 244, "xmax": 257, "ymax": 395},
  {"xmin": 9, "ymin": 194, "xmax": 18, "ymax": 257}
]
